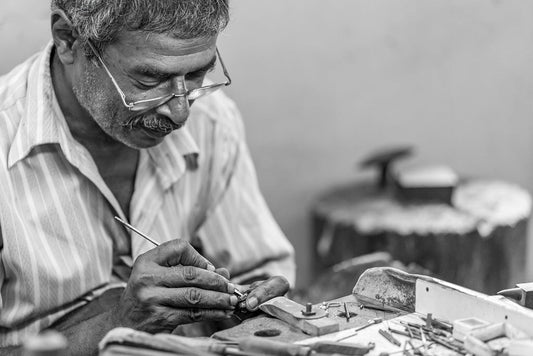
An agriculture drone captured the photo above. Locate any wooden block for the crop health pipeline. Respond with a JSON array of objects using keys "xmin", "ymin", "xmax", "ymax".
[
  {"xmin": 259, "ymin": 297, "xmax": 340, "ymax": 336},
  {"xmin": 301, "ymin": 317, "xmax": 340, "ymax": 336}
]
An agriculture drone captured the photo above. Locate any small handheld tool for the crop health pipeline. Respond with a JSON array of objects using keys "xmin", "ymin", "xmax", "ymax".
[
  {"xmin": 239, "ymin": 338, "xmax": 374, "ymax": 356},
  {"xmin": 378, "ymin": 329, "xmax": 401, "ymax": 347},
  {"xmin": 355, "ymin": 317, "xmax": 383, "ymax": 332},
  {"xmin": 337, "ymin": 302, "xmax": 357, "ymax": 322},
  {"xmin": 115, "ymin": 216, "xmax": 161, "ymax": 246},
  {"xmin": 497, "ymin": 282, "xmax": 533, "ymax": 309},
  {"xmin": 335, "ymin": 317, "xmax": 383, "ymax": 342}
]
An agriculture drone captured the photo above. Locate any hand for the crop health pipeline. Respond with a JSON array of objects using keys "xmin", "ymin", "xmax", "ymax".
[
  {"xmin": 238, "ymin": 276, "xmax": 290, "ymax": 312},
  {"xmin": 114, "ymin": 239, "xmax": 238, "ymax": 333}
]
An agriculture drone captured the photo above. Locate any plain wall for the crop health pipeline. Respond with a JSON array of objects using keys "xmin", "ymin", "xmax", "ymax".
[{"xmin": 2, "ymin": 1, "xmax": 533, "ymax": 288}]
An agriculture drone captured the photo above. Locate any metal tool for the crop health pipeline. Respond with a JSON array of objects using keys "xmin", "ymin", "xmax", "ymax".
[
  {"xmin": 337, "ymin": 302, "xmax": 357, "ymax": 322},
  {"xmin": 378, "ymin": 329, "xmax": 401, "ymax": 347},
  {"xmin": 335, "ymin": 317, "xmax": 383, "ymax": 342},
  {"xmin": 498, "ymin": 282, "xmax": 533, "ymax": 309},
  {"xmin": 354, "ymin": 317, "xmax": 383, "ymax": 332},
  {"xmin": 115, "ymin": 216, "xmax": 160, "ymax": 246}
]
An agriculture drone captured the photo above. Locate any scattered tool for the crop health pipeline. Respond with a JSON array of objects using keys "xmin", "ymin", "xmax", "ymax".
[
  {"xmin": 498, "ymin": 282, "xmax": 533, "ymax": 309},
  {"xmin": 239, "ymin": 337, "xmax": 374, "ymax": 356},
  {"xmin": 355, "ymin": 318, "xmax": 383, "ymax": 332},
  {"xmin": 311, "ymin": 341, "xmax": 375, "ymax": 355},
  {"xmin": 402, "ymin": 342, "xmax": 413, "ymax": 356},
  {"xmin": 337, "ymin": 302, "xmax": 357, "ymax": 322},
  {"xmin": 420, "ymin": 314, "xmax": 452, "ymax": 331},
  {"xmin": 378, "ymin": 329, "xmax": 401, "ymax": 347},
  {"xmin": 335, "ymin": 317, "xmax": 383, "ymax": 342}
]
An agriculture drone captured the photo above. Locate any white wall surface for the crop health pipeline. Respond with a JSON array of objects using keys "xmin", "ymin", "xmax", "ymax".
[{"xmin": 2, "ymin": 1, "xmax": 533, "ymax": 288}]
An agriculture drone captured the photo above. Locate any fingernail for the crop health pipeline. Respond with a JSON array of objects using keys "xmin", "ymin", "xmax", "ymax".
[
  {"xmin": 227, "ymin": 283, "xmax": 236, "ymax": 294},
  {"xmin": 206, "ymin": 263, "xmax": 215, "ymax": 272},
  {"xmin": 247, "ymin": 297, "xmax": 258, "ymax": 310},
  {"xmin": 230, "ymin": 295, "xmax": 238, "ymax": 306}
]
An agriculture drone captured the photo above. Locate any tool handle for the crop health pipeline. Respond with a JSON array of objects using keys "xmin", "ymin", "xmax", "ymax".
[{"xmin": 239, "ymin": 337, "xmax": 311, "ymax": 356}]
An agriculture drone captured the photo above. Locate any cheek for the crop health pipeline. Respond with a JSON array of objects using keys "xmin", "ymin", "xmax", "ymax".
[{"xmin": 75, "ymin": 72, "xmax": 128, "ymax": 124}]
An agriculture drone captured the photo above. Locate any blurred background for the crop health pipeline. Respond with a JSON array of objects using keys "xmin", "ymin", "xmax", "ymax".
[{"xmin": 2, "ymin": 0, "xmax": 533, "ymax": 289}]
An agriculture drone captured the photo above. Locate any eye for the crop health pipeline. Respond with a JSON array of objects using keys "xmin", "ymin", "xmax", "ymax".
[
  {"xmin": 187, "ymin": 67, "xmax": 213, "ymax": 80},
  {"xmin": 134, "ymin": 80, "xmax": 161, "ymax": 90}
]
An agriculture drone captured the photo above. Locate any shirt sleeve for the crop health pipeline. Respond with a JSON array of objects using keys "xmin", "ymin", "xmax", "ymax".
[
  {"xmin": 0, "ymin": 230, "xmax": 3, "ymax": 310},
  {"xmin": 196, "ymin": 101, "xmax": 296, "ymax": 287}
]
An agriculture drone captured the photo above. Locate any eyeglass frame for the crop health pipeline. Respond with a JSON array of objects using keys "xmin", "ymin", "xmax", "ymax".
[{"xmin": 86, "ymin": 41, "xmax": 232, "ymax": 112}]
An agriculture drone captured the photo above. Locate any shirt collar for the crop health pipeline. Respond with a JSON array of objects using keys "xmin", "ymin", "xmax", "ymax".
[
  {"xmin": 8, "ymin": 41, "xmax": 201, "ymax": 177},
  {"xmin": 8, "ymin": 42, "xmax": 73, "ymax": 169},
  {"xmin": 145, "ymin": 128, "xmax": 200, "ymax": 190}
]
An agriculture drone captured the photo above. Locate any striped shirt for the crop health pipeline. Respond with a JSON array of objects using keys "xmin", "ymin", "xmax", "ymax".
[{"xmin": 0, "ymin": 42, "xmax": 295, "ymax": 347}]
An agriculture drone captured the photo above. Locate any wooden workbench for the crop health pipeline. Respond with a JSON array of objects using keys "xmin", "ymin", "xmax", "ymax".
[{"xmin": 99, "ymin": 268, "xmax": 533, "ymax": 355}]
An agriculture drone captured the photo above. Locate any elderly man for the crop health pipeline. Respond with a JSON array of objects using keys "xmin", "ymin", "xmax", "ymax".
[{"xmin": 0, "ymin": 0, "xmax": 295, "ymax": 354}]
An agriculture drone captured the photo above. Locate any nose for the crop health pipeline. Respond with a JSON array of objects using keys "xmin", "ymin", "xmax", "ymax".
[{"xmin": 155, "ymin": 76, "xmax": 191, "ymax": 125}]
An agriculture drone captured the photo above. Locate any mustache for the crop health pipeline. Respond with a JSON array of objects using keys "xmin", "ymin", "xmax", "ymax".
[{"xmin": 122, "ymin": 114, "xmax": 181, "ymax": 132}]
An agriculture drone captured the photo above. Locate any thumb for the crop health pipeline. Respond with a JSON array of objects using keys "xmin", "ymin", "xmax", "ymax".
[{"xmin": 151, "ymin": 239, "xmax": 215, "ymax": 271}]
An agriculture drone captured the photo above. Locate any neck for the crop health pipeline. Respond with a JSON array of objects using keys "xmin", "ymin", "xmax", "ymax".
[{"xmin": 50, "ymin": 48, "xmax": 126, "ymax": 152}]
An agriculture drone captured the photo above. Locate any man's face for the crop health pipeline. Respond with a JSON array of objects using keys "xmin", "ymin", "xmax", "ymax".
[{"xmin": 72, "ymin": 31, "xmax": 218, "ymax": 149}]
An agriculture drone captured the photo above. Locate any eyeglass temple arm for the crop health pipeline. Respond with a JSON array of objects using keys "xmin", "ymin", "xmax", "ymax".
[
  {"xmin": 86, "ymin": 41, "xmax": 133, "ymax": 108},
  {"xmin": 216, "ymin": 48, "xmax": 232, "ymax": 85}
]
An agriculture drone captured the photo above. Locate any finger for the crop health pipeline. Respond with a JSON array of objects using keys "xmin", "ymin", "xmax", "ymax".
[
  {"xmin": 139, "ymin": 287, "xmax": 239, "ymax": 310},
  {"xmin": 145, "ymin": 239, "xmax": 215, "ymax": 271},
  {"xmin": 244, "ymin": 276, "xmax": 290, "ymax": 311},
  {"xmin": 167, "ymin": 307, "xmax": 234, "ymax": 325},
  {"xmin": 215, "ymin": 267, "xmax": 230, "ymax": 280},
  {"xmin": 154, "ymin": 265, "xmax": 235, "ymax": 294},
  {"xmin": 154, "ymin": 306, "xmax": 233, "ymax": 328}
]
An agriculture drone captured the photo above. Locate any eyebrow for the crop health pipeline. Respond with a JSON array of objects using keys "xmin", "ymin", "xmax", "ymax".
[{"xmin": 132, "ymin": 55, "xmax": 218, "ymax": 81}]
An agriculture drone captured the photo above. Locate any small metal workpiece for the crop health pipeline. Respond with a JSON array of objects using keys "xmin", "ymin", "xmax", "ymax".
[
  {"xmin": 425, "ymin": 313, "xmax": 433, "ymax": 329},
  {"xmin": 233, "ymin": 289, "xmax": 249, "ymax": 316},
  {"xmin": 301, "ymin": 303, "xmax": 317, "ymax": 316},
  {"xmin": 319, "ymin": 302, "xmax": 341, "ymax": 310},
  {"xmin": 337, "ymin": 302, "xmax": 357, "ymax": 322},
  {"xmin": 233, "ymin": 289, "xmax": 247, "ymax": 301},
  {"xmin": 344, "ymin": 303, "xmax": 350, "ymax": 322}
]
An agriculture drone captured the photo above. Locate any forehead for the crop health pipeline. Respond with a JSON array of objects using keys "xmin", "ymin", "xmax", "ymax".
[{"xmin": 107, "ymin": 31, "xmax": 218, "ymax": 73}]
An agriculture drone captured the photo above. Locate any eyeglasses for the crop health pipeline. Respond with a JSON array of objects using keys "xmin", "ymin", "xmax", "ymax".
[{"xmin": 87, "ymin": 41, "xmax": 232, "ymax": 112}]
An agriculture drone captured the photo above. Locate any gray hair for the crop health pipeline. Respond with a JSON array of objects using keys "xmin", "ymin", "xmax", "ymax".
[{"xmin": 51, "ymin": 0, "xmax": 230, "ymax": 54}]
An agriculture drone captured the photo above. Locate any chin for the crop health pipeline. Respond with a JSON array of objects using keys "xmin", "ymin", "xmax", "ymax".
[{"xmin": 118, "ymin": 127, "xmax": 169, "ymax": 149}]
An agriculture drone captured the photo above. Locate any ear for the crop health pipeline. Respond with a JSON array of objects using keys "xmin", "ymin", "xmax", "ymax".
[{"xmin": 51, "ymin": 10, "xmax": 81, "ymax": 65}]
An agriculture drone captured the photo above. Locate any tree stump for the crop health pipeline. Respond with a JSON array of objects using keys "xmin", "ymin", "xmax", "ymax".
[{"xmin": 311, "ymin": 180, "xmax": 531, "ymax": 294}]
